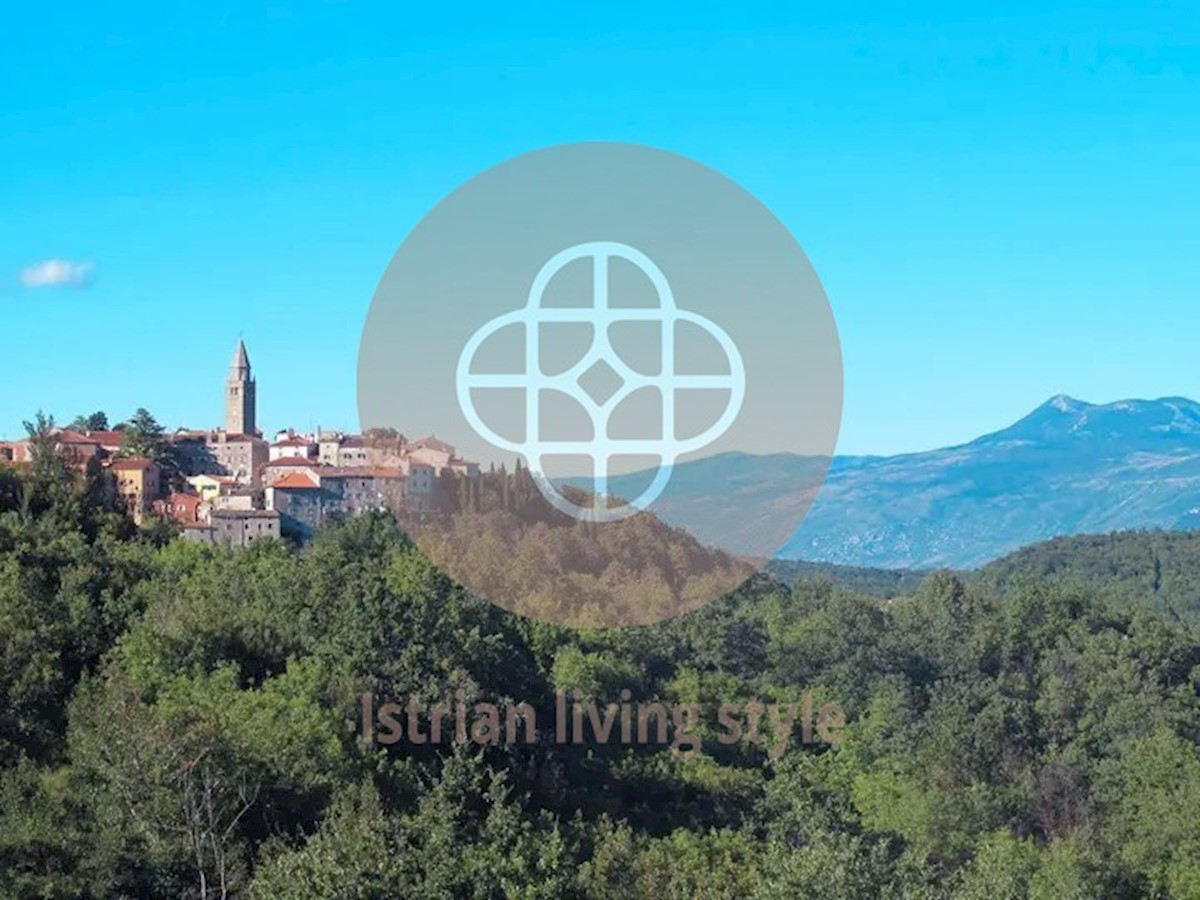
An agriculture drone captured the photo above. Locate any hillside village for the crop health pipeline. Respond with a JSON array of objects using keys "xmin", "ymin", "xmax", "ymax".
[{"xmin": 0, "ymin": 340, "xmax": 479, "ymax": 545}]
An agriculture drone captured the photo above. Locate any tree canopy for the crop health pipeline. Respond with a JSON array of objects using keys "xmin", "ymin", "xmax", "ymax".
[{"xmin": 1, "ymin": 444, "xmax": 1200, "ymax": 897}]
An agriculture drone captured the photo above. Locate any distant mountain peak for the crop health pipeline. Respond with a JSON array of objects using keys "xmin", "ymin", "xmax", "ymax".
[
  {"xmin": 972, "ymin": 393, "xmax": 1200, "ymax": 447},
  {"xmin": 606, "ymin": 389, "xmax": 1200, "ymax": 571},
  {"xmin": 1045, "ymin": 393, "xmax": 1090, "ymax": 413}
]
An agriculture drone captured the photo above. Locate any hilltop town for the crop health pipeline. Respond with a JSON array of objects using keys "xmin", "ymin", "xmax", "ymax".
[{"xmin": 0, "ymin": 340, "xmax": 478, "ymax": 545}]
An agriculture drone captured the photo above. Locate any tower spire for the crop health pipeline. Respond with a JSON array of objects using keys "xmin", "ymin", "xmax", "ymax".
[
  {"xmin": 231, "ymin": 338, "xmax": 250, "ymax": 373},
  {"xmin": 225, "ymin": 338, "xmax": 257, "ymax": 435}
]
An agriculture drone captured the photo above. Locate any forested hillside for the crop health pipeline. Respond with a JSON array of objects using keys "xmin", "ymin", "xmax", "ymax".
[
  {"xmin": 766, "ymin": 558, "xmax": 927, "ymax": 599},
  {"xmin": 983, "ymin": 529, "xmax": 1200, "ymax": 629},
  {"xmin": 3, "ymin": 444, "xmax": 1200, "ymax": 897}
]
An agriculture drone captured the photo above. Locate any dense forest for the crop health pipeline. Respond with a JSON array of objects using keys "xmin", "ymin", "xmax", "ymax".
[
  {"xmin": 3, "ymin": 437, "xmax": 1200, "ymax": 897},
  {"xmin": 982, "ymin": 529, "xmax": 1200, "ymax": 629}
]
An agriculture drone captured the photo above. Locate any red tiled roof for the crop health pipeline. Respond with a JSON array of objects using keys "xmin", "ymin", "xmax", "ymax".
[
  {"xmin": 53, "ymin": 429, "xmax": 96, "ymax": 444},
  {"xmin": 263, "ymin": 457, "xmax": 321, "ymax": 467},
  {"xmin": 109, "ymin": 457, "xmax": 156, "ymax": 471},
  {"xmin": 365, "ymin": 466, "xmax": 405, "ymax": 479},
  {"xmin": 271, "ymin": 436, "xmax": 314, "ymax": 447},
  {"xmin": 269, "ymin": 472, "xmax": 320, "ymax": 490},
  {"xmin": 85, "ymin": 430, "xmax": 125, "ymax": 446},
  {"xmin": 413, "ymin": 435, "xmax": 455, "ymax": 454}
]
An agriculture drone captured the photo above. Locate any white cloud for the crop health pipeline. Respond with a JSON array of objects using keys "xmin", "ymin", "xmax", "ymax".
[{"xmin": 19, "ymin": 258, "xmax": 95, "ymax": 288}]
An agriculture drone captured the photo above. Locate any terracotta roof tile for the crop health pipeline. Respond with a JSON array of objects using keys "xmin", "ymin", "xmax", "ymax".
[
  {"xmin": 85, "ymin": 430, "xmax": 126, "ymax": 445},
  {"xmin": 109, "ymin": 457, "xmax": 157, "ymax": 471},
  {"xmin": 413, "ymin": 435, "xmax": 455, "ymax": 454},
  {"xmin": 54, "ymin": 429, "xmax": 97, "ymax": 445},
  {"xmin": 269, "ymin": 472, "xmax": 320, "ymax": 490},
  {"xmin": 220, "ymin": 433, "xmax": 267, "ymax": 444}
]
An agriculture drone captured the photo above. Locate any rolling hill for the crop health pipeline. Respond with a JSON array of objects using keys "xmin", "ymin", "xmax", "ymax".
[{"xmin": 980, "ymin": 528, "xmax": 1200, "ymax": 626}]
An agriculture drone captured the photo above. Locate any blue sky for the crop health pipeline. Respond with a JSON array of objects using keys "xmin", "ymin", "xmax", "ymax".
[{"xmin": 2, "ymin": 2, "xmax": 1197, "ymax": 455}]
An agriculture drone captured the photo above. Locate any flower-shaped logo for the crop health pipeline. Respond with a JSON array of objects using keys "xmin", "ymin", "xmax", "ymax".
[{"xmin": 457, "ymin": 241, "xmax": 745, "ymax": 521}]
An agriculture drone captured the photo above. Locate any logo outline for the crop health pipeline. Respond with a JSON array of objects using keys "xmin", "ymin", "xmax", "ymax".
[{"xmin": 456, "ymin": 240, "xmax": 745, "ymax": 522}]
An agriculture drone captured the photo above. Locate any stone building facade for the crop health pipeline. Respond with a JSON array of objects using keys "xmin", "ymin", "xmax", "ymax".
[{"xmin": 209, "ymin": 508, "xmax": 280, "ymax": 547}]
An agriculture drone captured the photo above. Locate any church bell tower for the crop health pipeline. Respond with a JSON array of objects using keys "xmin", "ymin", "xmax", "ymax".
[{"xmin": 225, "ymin": 339, "xmax": 256, "ymax": 436}]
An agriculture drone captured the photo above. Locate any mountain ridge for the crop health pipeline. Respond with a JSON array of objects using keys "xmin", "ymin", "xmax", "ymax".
[{"xmin": 602, "ymin": 394, "xmax": 1200, "ymax": 570}]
